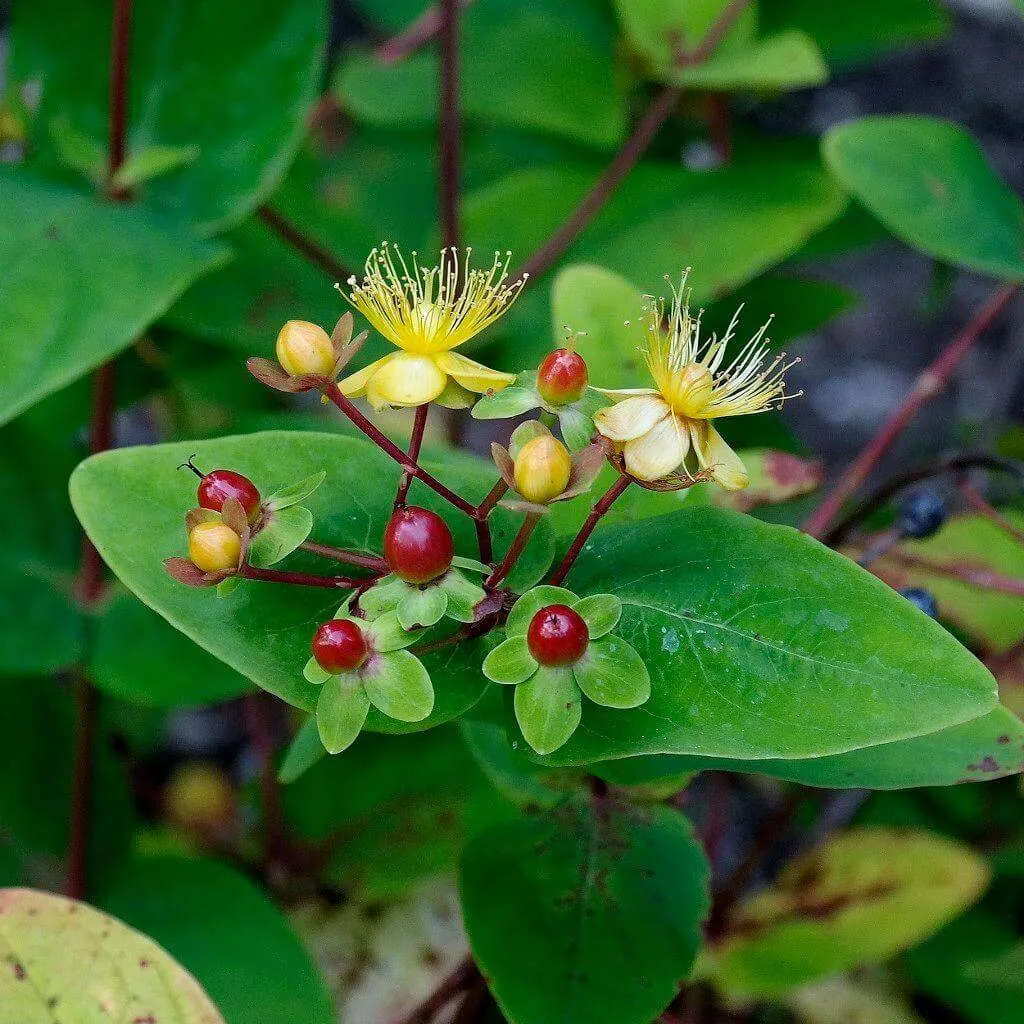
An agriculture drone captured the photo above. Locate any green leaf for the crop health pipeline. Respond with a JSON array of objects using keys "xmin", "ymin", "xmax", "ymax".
[
  {"xmin": 11, "ymin": 0, "xmax": 329, "ymax": 230},
  {"xmin": 71, "ymin": 431, "xmax": 552, "ymax": 731},
  {"xmin": 674, "ymin": 31, "xmax": 828, "ymax": 91},
  {"xmin": 247, "ymin": 505, "xmax": 314, "ymax": 568},
  {"xmin": 335, "ymin": 2, "xmax": 626, "ymax": 149},
  {"xmin": 90, "ymin": 591, "xmax": 253, "ymax": 706},
  {"xmin": 0, "ymin": 887, "xmax": 225, "ymax": 1022},
  {"xmin": 530, "ymin": 507, "xmax": 998, "ymax": 764},
  {"xmin": 0, "ymin": 171, "xmax": 226, "ymax": 426},
  {"xmin": 785, "ymin": 976, "xmax": 928, "ymax": 1024},
  {"xmin": 823, "ymin": 116, "xmax": 1024, "ymax": 279},
  {"xmin": 363, "ymin": 650, "xmax": 434, "ymax": 723},
  {"xmin": 111, "ymin": 143, "xmax": 201, "ymax": 192},
  {"xmin": 461, "ymin": 795, "xmax": 709, "ymax": 1024},
  {"xmin": 97, "ymin": 856, "xmax": 333, "ymax": 1024},
  {"xmin": 277, "ymin": 715, "xmax": 326, "ymax": 784},
  {"xmin": 317, "ymin": 675, "xmax": 371, "ymax": 754},
  {"xmin": 265, "ymin": 470, "xmax": 327, "ymax": 510},
  {"xmin": 708, "ymin": 827, "xmax": 990, "ymax": 998},
  {"xmin": 573, "ymin": 637, "xmax": 650, "ymax": 709},
  {"xmin": 514, "ymin": 666, "xmax": 582, "ymax": 755}
]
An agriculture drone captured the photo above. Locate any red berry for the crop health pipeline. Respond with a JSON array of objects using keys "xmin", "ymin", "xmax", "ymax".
[
  {"xmin": 527, "ymin": 604, "xmax": 589, "ymax": 667},
  {"xmin": 312, "ymin": 619, "xmax": 369, "ymax": 673},
  {"xmin": 537, "ymin": 349, "xmax": 588, "ymax": 406},
  {"xmin": 197, "ymin": 470, "xmax": 261, "ymax": 521},
  {"xmin": 383, "ymin": 506, "xmax": 454, "ymax": 584}
]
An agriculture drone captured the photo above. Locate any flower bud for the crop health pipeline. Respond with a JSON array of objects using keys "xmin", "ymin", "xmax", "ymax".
[
  {"xmin": 514, "ymin": 435, "xmax": 572, "ymax": 504},
  {"xmin": 188, "ymin": 521, "xmax": 242, "ymax": 573},
  {"xmin": 275, "ymin": 320, "xmax": 335, "ymax": 377},
  {"xmin": 537, "ymin": 348, "xmax": 588, "ymax": 405}
]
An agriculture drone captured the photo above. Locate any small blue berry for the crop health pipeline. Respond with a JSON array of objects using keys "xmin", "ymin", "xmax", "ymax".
[
  {"xmin": 900, "ymin": 587, "xmax": 939, "ymax": 619},
  {"xmin": 897, "ymin": 488, "xmax": 947, "ymax": 539}
]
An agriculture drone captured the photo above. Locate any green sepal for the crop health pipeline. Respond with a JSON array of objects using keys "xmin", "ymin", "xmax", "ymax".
[
  {"xmin": 472, "ymin": 372, "xmax": 542, "ymax": 420},
  {"xmin": 364, "ymin": 610, "xmax": 420, "ymax": 652},
  {"xmin": 248, "ymin": 504, "xmax": 314, "ymax": 567},
  {"xmin": 111, "ymin": 143, "xmax": 200, "ymax": 192},
  {"xmin": 362, "ymin": 650, "xmax": 434, "ymax": 722},
  {"xmin": 398, "ymin": 586, "xmax": 449, "ymax": 630},
  {"xmin": 573, "ymin": 636, "xmax": 650, "ymax": 709},
  {"xmin": 508, "ymin": 419, "xmax": 552, "ymax": 459},
  {"xmin": 514, "ymin": 665, "xmax": 582, "ymax": 755},
  {"xmin": 482, "ymin": 635, "xmax": 538, "ymax": 685},
  {"xmin": 316, "ymin": 674, "xmax": 371, "ymax": 754},
  {"xmin": 277, "ymin": 715, "xmax": 326, "ymax": 784},
  {"xmin": 437, "ymin": 378, "xmax": 478, "ymax": 409},
  {"xmin": 216, "ymin": 575, "xmax": 242, "ymax": 598},
  {"xmin": 439, "ymin": 569, "xmax": 488, "ymax": 623},
  {"xmin": 359, "ymin": 575, "xmax": 413, "ymax": 617},
  {"xmin": 506, "ymin": 586, "xmax": 578, "ymax": 636},
  {"xmin": 303, "ymin": 656, "xmax": 332, "ymax": 685},
  {"xmin": 452, "ymin": 555, "xmax": 491, "ymax": 574},
  {"xmin": 264, "ymin": 470, "xmax": 327, "ymax": 511},
  {"xmin": 556, "ymin": 405, "xmax": 595, "ymax": 452},
  {"xmin": 573, "ymin": 594, "xmax": 622, "ymax": 638}
]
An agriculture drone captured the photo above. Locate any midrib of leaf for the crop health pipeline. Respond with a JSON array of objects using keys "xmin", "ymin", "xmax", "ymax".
[{"xmin": 560, "ymin": 801, "xmax": 603, "ymax": 1024}]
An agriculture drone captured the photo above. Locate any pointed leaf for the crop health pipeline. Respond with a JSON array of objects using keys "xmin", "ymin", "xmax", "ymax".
[
  {"xmin": 247, "ymin": 504, "xmax": 314, "ymax": 567},
  {"xmin": 278, "ymin": 715, "xmax": 326, "ymax": 784},
  {"xmin": 264, "ymin": 471, "xmax": 327, "ymax": 511}
]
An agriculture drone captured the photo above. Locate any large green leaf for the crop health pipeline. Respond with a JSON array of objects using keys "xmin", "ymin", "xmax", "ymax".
[
  {"xmin": 11, "ymin": 0, "xmax": 328, "ymax": 230},
  {"xmin": 0, "ymin": 888, "xmax": 224, "ymax": 1022},
  {"xmin": 97, "ymin": 856, "xmax": 332, "ymax": 1024},
  {"xmin": 335, "ymin": 1, "xmax": 626, "ymax": 149},
  {"xmin": 461, "ymin": 795, "xmax": 709, "ymax": 1024},
  {"xmin": 823, "ymin": 116, "xmax": 1024, "ymax": 279},
  {"xmin": 0, "ymin": 171, "xmax": 226, "ymax": 426},
  {"xmin": 70, "ymin": 431, "xmax": 552, "ymax": 723},
  {"xmin": 707, "ymin": 827, "xmax": 989, "ymax": 998},
  {"xmin": 595, "ymin": 704, "xmax": 1024, "ymax": 790},
  {"xmin": 677, "ymin": 31, "xmax": 827, "ymax": 91},
  {"xmin": 522, "ymin": 507, "xmax": 997, "ymax": 764}
]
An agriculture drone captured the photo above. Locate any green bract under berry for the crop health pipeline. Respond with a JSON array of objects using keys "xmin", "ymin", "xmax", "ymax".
[
  {"xmin": 384, "ymin": 506, "xmax": 455, "ymax": 584},
  {"xmin": 483, "ymin": 586, "xmax": 651, "ymax": 755},
  {"xmin": 361, "ymin": 555, "xmax": 490, "ymax": 629},
  {"xmin": 303, "ymin": 606, "xmax": 435, "ymax": 754}
]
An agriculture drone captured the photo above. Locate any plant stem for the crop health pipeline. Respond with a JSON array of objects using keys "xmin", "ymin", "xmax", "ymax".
[
  {"xmin": 959, "ymin": 479, "xmax": 1024, "ymax": 546},
  {"xmin": 320, "ymin": 381, "xmax": 478, "ymax": 517},
  {"xmin": 438, "ymin": 0, "xmax": 461, "ymax": 253},
  {"xmin": 486, "ymin": 513, "xmax": 540, "ymax": 588},
  {"xmin": 243, "ymin": 694, "xmax": 289, "ymax": 870},
  {"xmin": 474, "ymin": 478, "xmax": 509, "ymax": 564},
  {"xmin": 239, "ymin": 564, "xmax": 368, "ymax": 590},
  {"xmin": 67, "ymin": 0, "xmax": 133, "ymax": 902},
  {"xmin": 299, "ymin": 541, "xmax": 388, "ymax": 572},
  {"xmin": 394, "ymin": 955, "xmax": 480, "ymax": 1024},
  {"xmin": 803, "ymin": 284, "xmax": 1020, "ymax": 539},
  {"xmin": 511, "ymin": 0, "xmax": 753, "ymax": 285},
  {"xmin": 256, "ymin": 205, "xmax": 352, "ymax": 282},
  {"xmin": 375, "ymin": 0, "xmax": 476, "ymax": 65},
  {"xmin": 395, "ymin": 404, "xmax": 430, "ymax": 509},
  {"xmin": 549, "ymin": 474, "xmax": 632, "ymax": 585},
  {"xmin": 876, "ymin": 549, "xmax": 1024, "ymax": 597}
]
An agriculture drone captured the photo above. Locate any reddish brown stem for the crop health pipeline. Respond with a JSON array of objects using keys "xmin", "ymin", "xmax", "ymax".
[
  {"xmin": 803, "ymin": 284, "xmax": 1020, "ymax": 539},
  {"xmin": 511, "ymin": 0, "xmax": 753, "ymax": 285},
  {"xmin": 549, "ymin": 474, "xmax": 632, "ymax": 585},
  {"xmin": 299, "ymin": 541, "xmax": 388, "ymax": 572},
  {"xmin": 474, "ymin": 478, "xmax": 509, "ymax": 565},
  {"xmin": 959, "ymin": 479, "xmax": 1024, "ymax": 546},
  {"xmin": 243, "ymin": 694, "xmax": 289, "ymax": 869},
  {"xmin": 879, "ymin": 550, "xmax": 1024, "ymax": 597},
  {"xmin": 438, "ymin": 0, "xmax": 461, "ymax": 253},
  {"xmin": 256, "ymin": 205, "xmax": 352, "ymax": 282},
  {"xmin": 375, "ymin": 0, "xmax": 476, "ymax": 65},
  {"xmin": 239, "ymin": 564, "xmax": 367, "ymax": 590},
  {"xmin": 394, "ymin": 955, "xmax": 480, "ymax": 1024},
  {"xmin": 395, "ymin": 404, "xmax": 430, "ymax": 509},
  {"xmin": 106, "ymin": 0, "xmax": 132, "ymax": 198},
  {"xmin": 320, "ymin": 381, "xmax": 478, "ymax": 517},
  {"xmin": 486, "ymin": 513, "xmax": 540, "ymax": 588}
]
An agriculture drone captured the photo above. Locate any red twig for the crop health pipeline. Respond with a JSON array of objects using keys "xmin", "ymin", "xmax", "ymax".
[
  {"xmin": 299, "ymin": 541, "xmax": 388, "ymax": 572},
  {"xmin": 239, "ymin": 565, "xmax": 368, "ymax": 590},
  {"xmin": 395, "ymin": 404, "xmax": 430, "ymax": 509},
  {"xmin": 486, "ymin": 513, "xmax": 540, "ymax": 588},
  {"xmin": 375, "ymin": 0, "xmax": 476, "ymax": 66},
  {"xmin": 474, "ymin": 479, "xmax": 508, "ymax": 565},
  {"xmin": 879, "ymin": 549, "xmax": 1024, "ymax": 597},
  {"xmin": 438, "ymin": 0, "xmax": 461, "ymax": 253},
  {"xmin": 959, "ymin": 479, "xmax": 1024, "ymax": 547},
  {"xmin": 803, "ymin": 284, "xmax": 1020, "ymax": 539},
  {"xmin": 549, "ymin": 474, "xmax": 632, "ymax": 585},
  {"xmin": 511, "ymin": 0, "xmax": 753, "ymax": 285},
  {"xmin": 106, "ymin": 0, "xmax": 132, "ymax": 197},
  {"xmin": 256, "ymin": 205, "xmax": 352, "ymax": 283},
  {"xmin": 243, "ymin": 694, "xmax": 289, "ymax": 869}
]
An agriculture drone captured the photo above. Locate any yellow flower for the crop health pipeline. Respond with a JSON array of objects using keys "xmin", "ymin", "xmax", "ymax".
[
  {"xmin": 594, "ymin": 276, "xmax": 799, "ymax": 490},
  {"xmin": 337, "ymin": 244, "xmax": 525, "ymax": 411}
]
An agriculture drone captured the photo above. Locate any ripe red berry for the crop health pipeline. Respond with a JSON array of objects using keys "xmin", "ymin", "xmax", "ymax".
[
  {"xmin": 527, "ymin": 604, "xmax": 589, "ymax": 667},
  {"xmin": 537, "ymin": 348, "xmax": 588, "ymax": 406},
  {"xmin": 312, "ymin": 619, "xmax": 370, "ymax": 673},
  {"xmin": 383, "ymin": 506, "xmax": 454, "ymax": 584},
  {"xmin": 181, "ymin": 458, "xmax": 261, "ymax": 521}
]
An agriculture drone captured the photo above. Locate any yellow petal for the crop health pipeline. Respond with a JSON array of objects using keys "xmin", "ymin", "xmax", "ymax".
[
  {"xmin": 623, "ymin": 414, "xmax": 689, "ymax": 481},
  {"xmin": 338, "ymin": 353, "xmax": 397, "ymax": 398},
  {"xmin": 364, "ymin": 353, "xmax": 448, "ymax": 410},
  {"xmin": 690, "ymin": 420, "xmax": 749, "ymax": 490},
  {"xmin": 435, "ymin": 351, "xmax": 515, "ymax": 394},
  {"xmin": 593, "ymin": 395, "xmax": 671, "ymax": 442}
]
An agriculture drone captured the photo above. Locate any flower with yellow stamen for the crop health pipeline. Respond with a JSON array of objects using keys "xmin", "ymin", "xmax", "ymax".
[
  {"xmin": 594, "ymin": 275, "xmax": 799, "ymax": 490},
  {"xmin": 336, "ymin": 244, "xmax": 525, "ymax": 411}
]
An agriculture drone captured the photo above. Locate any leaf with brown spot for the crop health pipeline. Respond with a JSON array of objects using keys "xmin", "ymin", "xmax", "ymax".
[
  {"xmin": 709, "ymin": 827, "xmax": 990, "ymax": 998},
  {"xmin": 713, "ymin": 449, "xmax": 823, "ymax": 513},
  {"xmin": 0, "ymin": 888, "xmax": 224, "ymax": 1022}
]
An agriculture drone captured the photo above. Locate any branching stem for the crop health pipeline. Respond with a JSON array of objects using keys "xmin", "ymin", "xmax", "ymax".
[
  {"xmin": 395, "ymin": 404, "xmax": 430, "ymax": 509},
  {"xmin": 486, "ymin": 513, "xmax": 540, "ymax": 588},
  {"xmin": 549, "ymin": 474, "xmax": 632, "ymax": 585}
]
